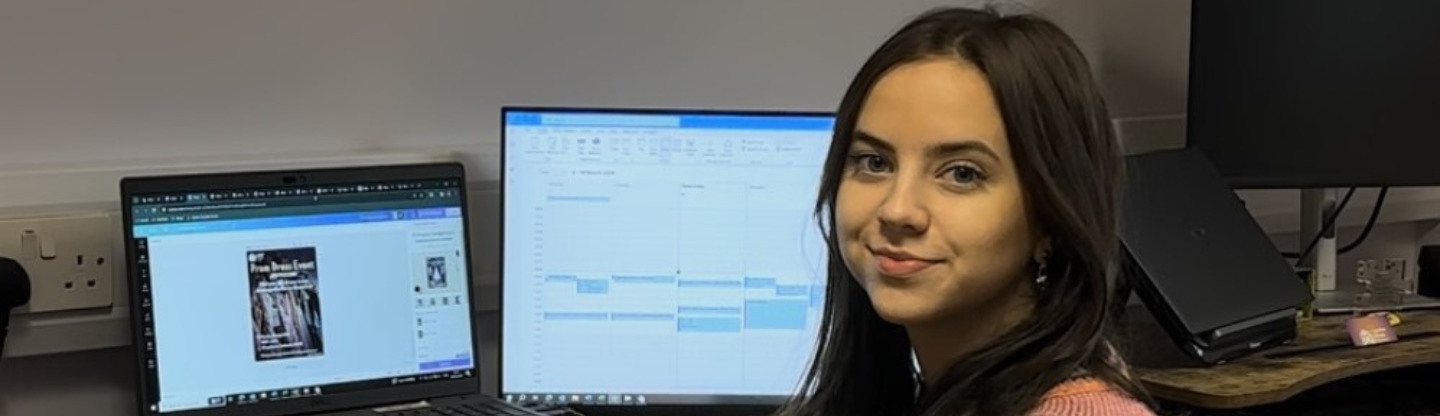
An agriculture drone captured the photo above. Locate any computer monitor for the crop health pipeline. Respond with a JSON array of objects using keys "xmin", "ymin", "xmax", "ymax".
[
  {"xmin": 121, "ymin": 163, "xmax": 481, "ymax": 416},
  {"xmin": 500, "ymin": 107, "xmax": 834, "ymax": 410},
  {"xmin": 1185, "ymin": 0, "xmax": 1440, "ymax": 188}
]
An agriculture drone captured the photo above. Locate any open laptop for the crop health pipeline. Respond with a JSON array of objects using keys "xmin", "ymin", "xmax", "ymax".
[{"xmin": 120, "ymin": 162, "xmax": 542, "ymax": 416}]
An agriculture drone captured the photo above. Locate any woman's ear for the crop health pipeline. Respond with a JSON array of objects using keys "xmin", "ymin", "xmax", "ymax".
[{"xmin": 1032, "ymin": 236, "xmax": 1054, "ymax": 264}]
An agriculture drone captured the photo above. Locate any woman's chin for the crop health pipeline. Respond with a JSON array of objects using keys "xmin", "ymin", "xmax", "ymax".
[{"xmin": 866, "ymin": 285, "xmax": 941, "ymax": 326}]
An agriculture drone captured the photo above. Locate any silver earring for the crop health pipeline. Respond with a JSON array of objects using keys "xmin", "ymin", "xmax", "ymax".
[{"xmin": 1035, "ymin": 258, "xmax": 1050, "ymax": 288}]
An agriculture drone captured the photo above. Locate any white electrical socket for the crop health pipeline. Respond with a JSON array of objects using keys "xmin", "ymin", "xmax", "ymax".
[{"xmin": 0, "ymin": 212, "xmax": 115, "ymax": 313}]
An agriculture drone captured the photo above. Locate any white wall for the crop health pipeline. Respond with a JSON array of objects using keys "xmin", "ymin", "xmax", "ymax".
[
  {"xmin": 0, "ymin": 0, "xmax": 960, "ymax": 177},
  {"xmin": 1093, "ymin": 0, "xmax": 1191, "ymax": 118},
  {"xmin": 1, "ymin": 0, "xmax": 1202, "ymax": 177}
]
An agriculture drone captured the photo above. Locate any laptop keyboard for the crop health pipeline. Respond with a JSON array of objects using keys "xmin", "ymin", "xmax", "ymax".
[{"xmin": 384, "ymin": 400, "xmax": 538, "ymax": 416}]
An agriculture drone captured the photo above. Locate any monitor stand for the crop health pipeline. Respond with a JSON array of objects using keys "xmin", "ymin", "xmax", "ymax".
[{"xmin": 1298, "ymin": 189, "xmax": 1339, "ymax": 292}]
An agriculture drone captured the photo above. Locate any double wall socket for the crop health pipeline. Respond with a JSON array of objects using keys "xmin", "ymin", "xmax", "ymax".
[{"xmin": 0, "ymin": 212, "xmax": 115, "ymax": 313}]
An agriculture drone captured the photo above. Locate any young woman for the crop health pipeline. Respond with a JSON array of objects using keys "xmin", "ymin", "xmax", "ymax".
[{"xmin": 781, "ymin": 7, "xmax": 1156, "ymax": 416}]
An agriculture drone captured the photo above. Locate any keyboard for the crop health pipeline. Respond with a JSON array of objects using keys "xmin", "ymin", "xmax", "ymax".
[{"xmin": 382, "ymin": 399, "xmax": 542, "ymax": 416}]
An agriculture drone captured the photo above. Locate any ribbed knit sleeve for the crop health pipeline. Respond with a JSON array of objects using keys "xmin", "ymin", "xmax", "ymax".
[{"xmin": 1027, "ymin": 378, "xmax": 1156, "ymax": 416}]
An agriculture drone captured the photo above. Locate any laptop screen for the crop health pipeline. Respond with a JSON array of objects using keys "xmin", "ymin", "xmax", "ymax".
[
  {"xmin": 127, "ymin": 175, "xmax": 476, "ymax": 414},
  {"xmin": 500, "ymin": 108, "xmax": 833, "ymax": 406}
]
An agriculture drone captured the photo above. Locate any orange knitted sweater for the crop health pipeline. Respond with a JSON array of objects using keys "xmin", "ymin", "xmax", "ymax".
[{"xmin": 1027, "ymin": 377, "xmax": 1156, "ymax": 416}]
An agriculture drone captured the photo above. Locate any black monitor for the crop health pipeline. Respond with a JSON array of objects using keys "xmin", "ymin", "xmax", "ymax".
[{"xmin": 1185, "ymin": 0, "xmax": 1440, "ymax": 188}]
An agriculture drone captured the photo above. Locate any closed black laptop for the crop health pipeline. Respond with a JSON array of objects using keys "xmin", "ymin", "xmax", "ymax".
[{"xmin": 1119, "ymin": 148, "xmax": 1313, "ymax": 364}]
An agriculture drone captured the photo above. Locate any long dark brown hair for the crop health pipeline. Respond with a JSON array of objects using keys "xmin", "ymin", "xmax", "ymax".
[{"xmin": 781, "ymin": 6, "xmax": 1151, "ymax": 416}]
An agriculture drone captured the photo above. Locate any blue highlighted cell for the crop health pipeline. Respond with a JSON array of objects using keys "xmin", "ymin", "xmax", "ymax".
[
  {"xmin": 810, "ymin": 285, "xmax": 825, "ymax": 308},
  {"xmin": 547, "ymin": 195, "xmax": 611, "ymax": 203},
  {"xmin": 612, "ymin": 275, "xmax": 677, "ymax": 284},
  {"xmin": 744, "ymin": 277, "xmax": 777, "ymax": 288},
  {"xmin": 677, "ymin": 317, "xmax": 743, "ymax": 333},
  {"xmin": 545, "ymin": 275, "xmax": 578, "ymax": 283},
  {"xmin": 411, "ymin": 208, "xmax": 452, "ymax": 219},
  {"xmin": 577, "ymin": 279, "xmax": 610, "ymax": 294},
  {"xmin": 611, "ymin": 313, "xmax": 676, "ymax": 321},
  {"xmin": 543, "ymin": 312, "xmax": 610, "ymax": 321},
  {"xmin": 775, "ymin": 285, "xmax": 809, "ymax": 296},
  {"xmin": 677, "ymin": 306, "xmax": 743, "ymax": 315},
  {"xmin": 678, "ymin": 279, "xmax": 743, "ymax": 289},
  {"xmin": 419, "ymin": 357, "xmax": 472, "ymax": 371},
  {"xmin": 744, "ymin": 299, "xmax": 808, "ymax": 330}
]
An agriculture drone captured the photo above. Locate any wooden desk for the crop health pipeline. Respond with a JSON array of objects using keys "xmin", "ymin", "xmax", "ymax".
[{"xmin": 1133, "ymin": 310, "xmax": 1440, "ymax": 409}]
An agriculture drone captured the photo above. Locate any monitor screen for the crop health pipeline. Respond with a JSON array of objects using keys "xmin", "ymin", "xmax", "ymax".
[
  {"xmin": 501, "ymin": 108, "xmax": 834, "ymax": 406},
  {"xmin": 1186, "ymin": 0, "xmax": 1440, "ymax": 188},
  {"xmin": 127, "ymin": 178, "xmax": 476, "ymax": 414}
]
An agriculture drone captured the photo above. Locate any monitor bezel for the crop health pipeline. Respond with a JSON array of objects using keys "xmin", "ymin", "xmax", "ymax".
[
  {"xmin": 121, "ymin": 162, "xmax": 483, "ymax": 416},
  {"xmin": 497, "ymin": 105, "xmax": 835, "ymax": 413}
]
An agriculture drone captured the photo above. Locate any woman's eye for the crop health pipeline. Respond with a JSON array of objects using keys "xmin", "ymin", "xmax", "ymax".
[
  {"xmin": 849, "ymin": 154, "xmax": 891, "ymax": 174},
  {"xmin": 944, "ymin": 164, "xmax": 986, "ymax": 187}
]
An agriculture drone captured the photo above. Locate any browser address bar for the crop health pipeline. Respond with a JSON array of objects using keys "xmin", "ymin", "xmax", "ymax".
[
  {"xmin": 164, "ymin": 202, "xmax": 268, "ymax": 213},
  {"xmin": 539, "ymin": 113, "xmax": 681, "ymax": 128}
]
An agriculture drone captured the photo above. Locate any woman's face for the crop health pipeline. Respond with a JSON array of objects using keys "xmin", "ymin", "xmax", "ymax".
[{"xmin": 836, "ymin": 58, "xmax": 1044, "ymax": 327}]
